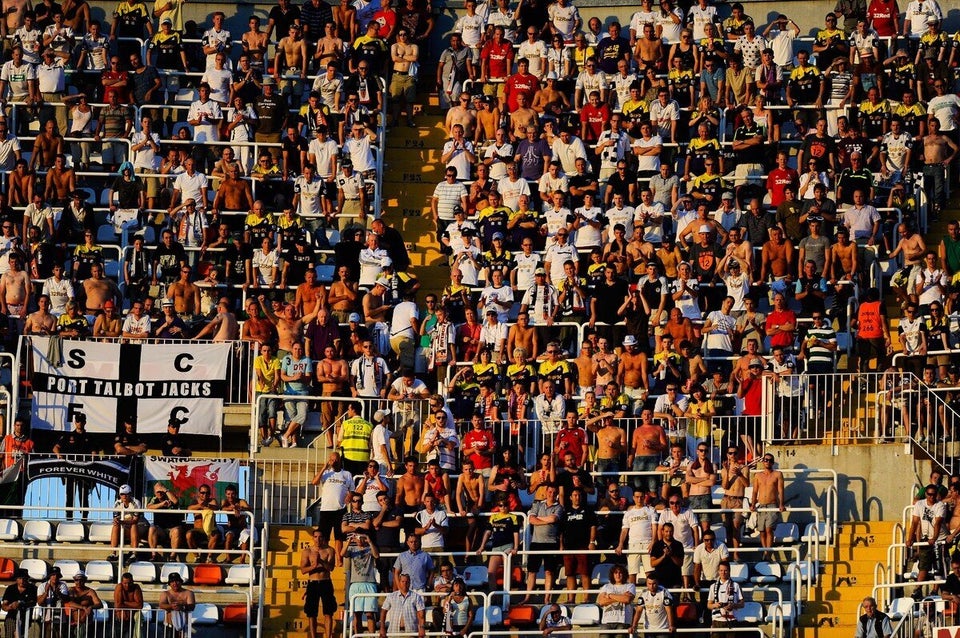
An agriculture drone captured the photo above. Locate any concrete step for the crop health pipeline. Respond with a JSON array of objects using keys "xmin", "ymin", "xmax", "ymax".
[{"xmin": 384, "ymin": 121, "xmax": 449, "ymax": 150}]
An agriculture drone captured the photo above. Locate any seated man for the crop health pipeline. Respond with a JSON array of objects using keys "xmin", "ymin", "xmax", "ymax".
[
  {"xmin": 185, "ymin": 484, "xmax": 220, "ymax": 562},
  {"xmin": 109, "ymin": 484, "xmax": 141, "ymax": 560},
  {"xmin": 147, "ymin": 483, "xmax": 186, "ymax": 562}
]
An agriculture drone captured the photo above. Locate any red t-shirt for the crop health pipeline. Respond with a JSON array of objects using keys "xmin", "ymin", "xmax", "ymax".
[
  {"xmin": 504, "ymin": 72, "xmax": 540, "ymax": 112},
  {"xmin": 765, "ymin": 309, "xmax": 797, "ymax": 349},
  {"xmin": 462, "ymin": 428, "xmax": 496, "ymax": 470},
  {"xmin": 765, "ymin": 168, "xmax": 799, "ymax": 207},
  {"xmin": 580, "ymin": 104, "xmax": 611, "ymax": 142},
  {"xmin": 372, "ymin": 9, "xmax": 397, "ymax": 39},
  {"xmin": 867, "ymin": 0, "xmax": 900, "ymax": 37},
  {"xmin": 555, "ymin": 427, "xmax": 588, "ymax": 465},
  {"xmin": 741, "ymin": 375, "xmax": 763, "ymax": 415},
  {"xmin": 481, "ymin": 40, "xmax": 514, "ymax": 79}
]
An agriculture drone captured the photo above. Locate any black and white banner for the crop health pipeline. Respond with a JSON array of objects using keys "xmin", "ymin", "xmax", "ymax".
[
  {"xmin": 26, "ymin": 456, "xmax": 132, "ymax": 489},
  {"xmin": 30, "ymin": 337, "xmax": 230, "ymax": 435}
]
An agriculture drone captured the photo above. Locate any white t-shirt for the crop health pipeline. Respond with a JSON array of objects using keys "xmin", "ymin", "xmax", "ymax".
[
  {"xmin": 173, "ymin": 171, "xmax": 209, "ymax": 206},
  {"xmin": 928, "ymin": 94, "xmax": 960, "ymax": 132},
  {"xmin": 414, "ymin": 508, "xmax": 449, "ymax": 548},
  {"xmin": 623, "ymin": 505, "xmax": 656, "ymax": 545},
  {"xmin": 187, "ymin": 99, "xmax": 222, "ymax": 142},
  {"xmin": 308, "ymin": 138, "xmax": 340, "ymax": 178},
  {"xmin": 320, "ymin": 468, "xmax": 354, "ymax": 510},
  {"xmin": 911, "ymin": 498, "xmax": 947, "ymax": 540},
  {"xmin": 693, "ymin": 542, "xmax": 730, "ymax": 581},
  {"xmin": 42, "ymin": 277, "xmax": 74, "ymax": 315},
  {"xmin": 389, "ymin": 300, "xmax": 419, "ymax": 340},
  {"xmin": 293, "ymin": 175, "xmax": 324, "ymax": 217}
]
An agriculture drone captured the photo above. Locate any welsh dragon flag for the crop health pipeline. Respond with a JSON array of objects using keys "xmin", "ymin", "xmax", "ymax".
[{"xmin": 144, "ymin": 457, "xmax": 241, "ymax": 506}]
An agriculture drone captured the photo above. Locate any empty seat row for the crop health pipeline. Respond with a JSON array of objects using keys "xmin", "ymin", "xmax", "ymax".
[
  {"xmin": 5, "ymin": 558, "xmax": 253, "ymax": 587},
  {"xmin": 496, "ymin": 601, "xmax": 796, "ymax": 628},
  {"xmin": 0, "ymin": 602, "xmax": 248, "ymax": 628}
]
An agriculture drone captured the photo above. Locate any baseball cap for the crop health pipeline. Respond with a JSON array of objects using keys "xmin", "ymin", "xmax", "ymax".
[
  {"xmin": 492, "ymin": 231, "xmax": 504, "ymax": 240},
  {"xmin": 623, "ymin": 335, "xmax": 638, "ymax": 346},
  {"xmin": 927, "ymin": 15, "xmax": 938, "ymax": 23},
  {"xmin": 161, "ymin": 17, "xmax": 172, "ymax": 24},
  {"xmin": 721, "ymin": 192, "xmax": 734, "ymax": 200},
  {"xmin": 373, "ymin": 409, "xmax": 391, "ymax": 423},
  {"xmin": 119, "ymin": 484, "xmax": 132, "ymax": 495},
  {"xmin": 74, "ymin": 571, "xmax": 87, "ymax": 580},
  {"xmin": 348, "ymin": 312, "xmax": 361, "ymax": 323},
  {"xmin": 452, "ymin": 204, "xmax": 465, "ymax": 214},
  {"xmin": 698, "ymin": 224, "xmax": 711, "ymax": 234},
  {"xmin": 748, "ymin": 358, "xmax": 763, "ymax": 368},
  {"xmin": 103, "ymin": 300, "xmax": 115, "ymax": 309},
  {"xmin": 262, "ymin": 76, "xmax": 276, "ymax": 85},
  {"xmin": 535, "ymin": 267, "xmax": 547, "ymax": 275}
]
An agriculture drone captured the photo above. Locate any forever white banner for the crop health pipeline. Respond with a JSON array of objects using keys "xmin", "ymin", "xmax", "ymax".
[{"xmin": 30, "ymin": 337, "xmax": 230, "ymax": 435}]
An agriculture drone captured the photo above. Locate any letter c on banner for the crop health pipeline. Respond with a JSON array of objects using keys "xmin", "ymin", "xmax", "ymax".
[
  {"xmin": 174, "ymin": 353, "xmax": 194, "ymax": 372},
  {"xmin": 169, "ymin": 406, "xmax": 189, "ymax": 425},
  {"xmin": 66, "ymin": 349, "xmax": 86, "ymax": 369}
]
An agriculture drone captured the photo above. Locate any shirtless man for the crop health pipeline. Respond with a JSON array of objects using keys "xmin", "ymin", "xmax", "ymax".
[
  {"xmin": 943, "ymin": 483, "xmax": 960, "ymax": 548},
  {"xmin": 1, "ymin": 0, "xmax": 29, "ymax": 36},
  {"xmin": 328, "ymin": 265, "xmax": 360, "ymax": 324},
  {"xmin": 390, "ymin": 29, "xmax": 419, "ymax": 128},
  {"xmin": 759, "ymin": 227, "xmax": 794, "ymax": 285},
  {"xmin": 475, "ymin": 99, "xmax": 500, "ymax": 143},
  {"xmin": 259, "ymin": 295, "xmax": 319, "ymax": 355},
  {"xmin": 295, "ymin": 269, "xmax": 326, "ymax": 318},
  {"xmin": 595, "ymin": 415, "xmax": 627, "ymax": 473},
  {"xmin": 617, "ymin": 336, "xmax": 650, "ymax": 414},
  {"xmin": 193, "ymin": 299, "xmax": 239, "ymax": 341},
  {"xmin": 300, "ymin": 528, "xmax": 337, "ymax": 638},
  {"xmin": 8, "ymin": 159, "xmax": 34, "ymax": 207},
  {"xmin": 65, "ymin": 572, "xmax": 103, "ymax": 627},
  {"xmin": 0, "ymin": 254, "xmax": 31, "ymax": 329},
  {"xmin": 531, "ymin": 79, "xmax": 571, "ymax": 113},
  {"xmin": 30, "ymin": 120, "xmax": 62, "ymax": 171},
  {"xmin": 830, "ymin": 227, "xmax": 859, "ymax": 284},
  {"xmin": 456, "ymin": 459, "xmax": 485, "ymax": 553},
  {"xmin": 635, "ymin": 23, "xmax": 662, "ymax": 70},
  {"xmin": 316, "ymin": 344, "xmax": 348, "ymax": 443},
  {"xmin": 212, "ymin": 164, "xmax": 255, "ymax": 216},
  {"xmin": 720, "ymin": 446, "xmax": 749, "ymax": 558},
  {"xmin": 394, "ymin": 457, "xmax": 426, "ymax": 519},
  {"xmin": 506, "ymin": 311, "xmax": 539, "ymax": 362},
  {"xmin": 242, "ymin": 16, "xmax": 269, "ymax": 70},
  {"xmin": 731, "ymin": 339, "xmax": 767, "ymax": 387},
  {"xmin": 44, "ymin": 153, "xmax": 76, "ymax": 204},
  {"xmin": 166, "ymin": 266, "xmax": 201, "ymax": 317},
  {"xmin": 750, "ymin": 453, "xmax": 785, "ymax": 560},
  {"xmin": 445, "ymin": 94, "xmax": 476, "ymax": 139},
  {"xmin": 626, "ymin": 409, "xmax": 668, "ymax": 497},
  {"xmin": 93, "ymin": 301, "xmax": 122, "ymax": 337},
  {"xmin": 274, "ymin": 24, "xmax": 308, "ymax": 103},
  {"xmin": 510, "ymin": 93, "xmax": 538, "ymax": 140},
  {"xmin": 23, "ymin": 293, "xmax": 56, "ymax": 335},
  {"xmin": 574, "ymin": 341, "xmax": 597, "ymax": 397},
  {"xmin": 362, "ymin": 282, "xmax": 390, "ymax": 325},
  {"xmin": 314, "ymin": 23, "xmax": 344, "ymax": 69},
  {"xmin": 158, "ymin": 573, "xmax": 196, "ymax": 638},
  {"xmin": 716, "ymin": 227, "xmax": 753, "ymax": 276},
  {"xmin": 82, "ymin": 263, "xmax": 121, "ymax": 314},
  {"xmin": 889, "ymin": 223, "xmax": 927, "ymax": 304},
  {"xmin": 592, "ymin": 337, "xmax": 619, "ymax": 392},
  {"xmin": 923, "ymin": 118, "xmax": 959, "ymax": 215},
  {"xmin": 241, "ymin": 298, "xmax": 277, "ymax": 345}
]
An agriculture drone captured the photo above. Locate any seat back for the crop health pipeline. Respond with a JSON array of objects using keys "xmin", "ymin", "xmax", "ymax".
[
  {"xmin": 570, "ymin": 604, "xmax": 601, "ymax": 626},
  {"xmin": 83, "ymin": 560, "xmax": 115, "ymax": 583},
  {"xmin": 751, "ymin": 561, "xmax": 783, "ymax": 582},
  {"xmin": 225, "ymin": 564, "xmax": 253, "ymax": 586},
  {"xmin": 22, "ymin": 520, "xmax": 52, "ymax": 542},
  {"xmin": 0, "ymin": 557, "xmax": 16, "ymax": 579},
  {"xmin": 506, "ymin": 605, "xmax": 537, "ymax": 627},
  {"xmin": 222, "ymin": 603, "xmax": 248, "ymax": 624},
  {"xmin": 191, "ymin": 603, "xmax": 220, "ymax": 625},
  {"xmin": 590, "ymin": 563, "xmax": 613, "ymax": 585},
  {"xmin": 55, "ymin": 521, "xmax": 86, "ymax": 543},
  {"xmin": 0, "ymin": 519, "xmax": 19, "ymax": 541},
  {"xmin": 88, "ymin": 522, "xmax": 113, "ymax": 543},
  {"xmin": 774, "ymin": 522, "xmax": 800, "ymax": 544},
  {"xmin": 19, "ymin": 559, "xmax": 48, "ymax": 581},
  {"xmin": 52, "ymin": 560, "xmax": 80, "ymax": 581},
  {"xmin": 462, "ymin": 565, "xmax": 488, "ymax": 587},
  {"xmin": 729, "ymin": 562, "xmax": 749, "ymax": 583},
  {"xmin": 192, "ymin": 564, "xmax": 223, "ymax": 586},
  {"xmin": 161, "ymin": 563, "xmax": 192, "ymax": 584},
  {"xmin": 128, "ymin": 561, "xmax": 158, "ymax": 583},
  {"xmin": 734, "ymin": 601, "xmax": 764, "ymax": 623}
]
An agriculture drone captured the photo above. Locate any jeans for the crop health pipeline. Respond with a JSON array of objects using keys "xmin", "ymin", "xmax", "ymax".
[
  {"xmin": 632, "ymin": 455, "xmax": 660, "ymax": 494},
  {"xmin": 924, "ymin": 163, "xmax": 947, "ymax": 212}
]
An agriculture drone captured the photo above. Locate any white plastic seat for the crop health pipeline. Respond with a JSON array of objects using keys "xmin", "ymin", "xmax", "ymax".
[
  {"xmin": 22, "ymin": 520, "xmax": 52, "ymax": 542},
  {"xmin": 784, "ymin": 561, "xmax": 813, "ymax": 584},
  {"xmin": 729, "ymin": 562, "xmax": 749, "ymax": 583},
  {"xmin": 570, "ymin": 604, "xmax": 601, "ymax": 626},
  {"xmin": 765, "ymin": 602, "xmax": 796, "ymax": 624},
  {"xmin": 20, "ymin": 559, "xmax": 48, "ymax": 581},
  {"xmin": 711, "ymin": 484, "xmax": 724, "ymax": 505},
  {"xmin": 225, "ymin": 564, "xmax": 253, "ymax": 586},
  {"xmin": 734, "ymin": 601, "xmax": 764, "ymax": 624},
  {"xmin": 750, "ymin": 561, "xmax": 783, "ymax": 584},
  {"xmin": 710, "ymin": 522, "xmax": 727, "ymax": 545},
  {"xmin": 590, "ymin": 563, "xmax": 613, "ymax": 586},
  {"xmin": 773, "ymin": 522, "xmax": 800, "ymax": 544},
  {"xmin": 0, "ymin": 518, "xmax": 19, "ymax": 541},
  {"xmin": 462, "ymin": 565, "xmax": 487, "ymax": 588},
  {"xmin": 56, "ymin": 521, "xmax": 86, "ymax": 543},
  {"xmin": 801, "ymin": 521, "xmax": 829, "ymax": 544},
  {"xmin": 160, "ymin": 563, "xmax": 191, "ymax": 584},
  {"xmin": 902, "ymin": 561, "xmax": 919, "ymax": 581},
  {"xmin": 128, "ymin": 561, "xmax": 157, "ymax": 583},
  {"xmin": 83, "ymin": 560, "xmax": 114, "ymax": 583},
  {"xmin": 191, "ymin": 603, "xmax": 220, "ymax": 625},
  {"xmin": 52, "ymin": 560, "xmax": 81, "ymax": 581},
  {"xmin": 88, "ymin": 522, "xmax": 112, "ymax": 543},
  {"xmin": 888, "ymin": 597, "xmax": 918, "ymax": 620}
]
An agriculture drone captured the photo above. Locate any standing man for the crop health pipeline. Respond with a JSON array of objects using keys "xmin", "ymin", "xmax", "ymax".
[
  {"xmin": 750, "ymin": 454, "xmax": 786, "ymax": 560},
  {"xmin": 300, "ymin": 528, "xmax": 337, "ymax": 638},
  {"xmin": 389, "ymin": 29, "xmax": 419, "ymax": 128},
  {"xmin": 379, "ymin": 573, "xmax": 425, "ymax": 638},
  {"xmin": 630, "ymin": 571, "xmax": 676, "ymax": 636},
  {"xmin": 158, "ymin": 573, "xmax": 195, "ymax": 638},
  {"xmin": 907, "ymin": 484, "xmax": 947, "ymax": 586}
]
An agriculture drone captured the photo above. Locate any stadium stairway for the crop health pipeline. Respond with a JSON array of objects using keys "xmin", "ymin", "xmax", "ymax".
[
  {"xmin": 381, "ymin": 92, "xmax": 451, "ymax": 296},
  {"xmin": 798, "ymin": 520, "xmax": 896, "ymax": 638}
]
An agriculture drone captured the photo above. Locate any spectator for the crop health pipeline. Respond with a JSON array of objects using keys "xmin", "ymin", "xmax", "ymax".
[
  {"xmin": 706, "ymin": 560, "xmax": 744, "ymax": 634},
  {"xmin": 114, "ymin": 415, "xmax": 147, "ymax": 455},
  {"xmin": 693, "ymin": 529, "xmax": 731, "ymax": 592},
  {"xmin": 53, "ymin": 413, "xmax": 94, "ymax": 519},
  {"xmin": 109, "ymin": 484, "xmax": 141, "ymax": 560},
  {"xmin": 907, "ymin": 483, "xmax": 946, "ymax": 586},
  {"xmin": 393, "ymin": 534, "xmax": 434, "ymax": 594},
  {"xmin": 112, "ymin": 572, "xmax": 144, "ymax": 635},
  {"xmin": 312, "ymin": 453, "xmax": 354, "ymax": 561},
  {"xmin": 2, "ymin": 569, "xmax": 37, "ymax": 637},
  {"xmin": 63, "ymin": 572, "xmax": 102, "ymax": 632},
  {"xmin": 630, "ymin": 571, "xmax": 676, "ymax": 634},
  {"xmin": 655, "ymin": 494, "xmax": 700, "ymax": 589},
  {"xmin": 379, "ymin": 573, "xmax": 426, "ymax": 638},
  {"xmin": 414, "ymin": 492, "xmax": 448, "ymax": 553},
  {"xmin": 720, "ymin": 446, "xmax": 749, "ymax": 558},
  {"xmin": 522, "ymin": 482, "xmax": 564, "ymax": 604},
  {"xmin": 750, "ymin": 453, "xmax": 786, "ymax": 560},
  {"xmin": 561, "ymin": 487, "xmax": 596, "ymax": 601},
  {"xmin": 342, "ymin": 534, "xmax": 381, "ymax": 635},
  {"xmin": 856, "ymin": 596, "xmax": 894, "ymax": 638},
  {"xmin": 146, "ymin": 482, "xmax": 185, "ymax": 562},
  {"xmin": 158, "ymin": 572, "xmax": 195, "ymax": 638}
]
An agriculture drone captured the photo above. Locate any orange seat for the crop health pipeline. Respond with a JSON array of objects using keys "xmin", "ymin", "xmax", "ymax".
[
  {"xmin": 192, "ymin": 564, "xmax": 223, "ymax": 586},
  {"xmin": 222, "ymin": 604, "xmax": 248, "ymax": 624},
  {"xmin": 0, "ymin": 558, "xmax": 14, "ymax": 580},
  {"xmin": 505, "ymin": 605, "xmax": 537, "ymax": 628},
  {"xmin": 675, "ymin": 602, "xmax": 700, "ymax": 626}
]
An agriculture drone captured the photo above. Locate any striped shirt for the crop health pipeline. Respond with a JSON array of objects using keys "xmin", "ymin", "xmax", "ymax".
[
  {"xmin": 806, "ymin": 325, "xmax": 837, "ymax": 366},
  {"xmin": 382, "ymin": 589, "xmax": 425, "ymax": 631},
  {"xmin": 432, "ymin": 181, "xmax": 468, "ymax": 221}
]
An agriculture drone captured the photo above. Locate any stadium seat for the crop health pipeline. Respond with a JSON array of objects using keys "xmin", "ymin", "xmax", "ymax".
[
  {"xmin": 0, "ymin": 519, "xmax": 19, "ymax": 541},
  {"xmin": 773, "ymin": 522, "xmax": 800, "ymax": 544},
  {"xmin": 160, "ymin": 563, "xmax": 191, "ymax": 584},
  {"xmin": 76, "ymin": 187, "xmax": 95, "ymax": 203},
  {"xmin": 88, "ymin": 522, "xmax": 113, "ymax": 543},
  {"xmin": 902, "ymin": 561, "xmax": 919, "ymax": 581},
  {"xmin": 711, "ymin": 484, "xmax": 724, "ymax": 505},
  {"xmin": 784, "ymin": 561, "xmax": 814, "ymax": 585},
  {"xmin": 222, "ymin": 604, "xmax": 248, "ymax": 625},
  {"xmin": 729, "ymin": 562, "xmax": 749, "ymax": 583},
  {"xmin": 128, "ymin": 561, "xmax": 157, "ymax": 583},
  {"xmin": 225, "ymin": 564, "xmax": 254, "ymax": 586},
  {"xmin": 52, "ymin": 560, "xmax": 81, "ymax": 581},
  {"xmin": 462, "ymin": 565, "xmax": 487, "ymax": 588},
  {"xmin": 22, "ymin": 520, "xmax": 52, "ymax": 542},
  {"xmin": 92, "ymin": 601, "xmax": 110, "ymax": 623},
  {"xmin": 888, "ymin": 597, "xmax": 918, "ymax": 620},
  {"xmin": 766, "ymin": 602, "xmax": 797, "ymax": 625},
  {"xmin": 801, "ymin": 521, "xmax": 829, "ymax": 544},
  {"xmin": 734, "ymin": 601, "xmax": 764, "ymax": 624},
  {"xmin": 710, "ymin": 522, "xmax": 728, "ymax": 545},
  {"xmin": 55, "ymin": 521, "xmax": 86, "ymax": 543},
  {"xmin": 590, "ymin": 563, "xmax": 613, "ymax": 586},
  {"xmin": 484, "ymin": 605, "xmax": 504, "ymax": 627},
  {"xmin": 97, "ymin": 224, "xmax": 118, "ymax": 243},
  {"xmin": 192, "ymin": 564, "xmax": 223, "ymax": 586},
  {"xmin": 675, "ymin": 602, "xmax": 700, "ymax": 626},
  {"xmin": 471, "ymin": 606, "xmax": 486, "ymax": 628},
  {"xmin": 570, "ymin": 604, "xmax": 600, "ymax": 626},
  {"xmin": 84, "ymin": 560, "xmax": 115, "ymax": 583},
  {"xmin": 750, "ymin": 562, "xmax": 783, "ymax": 584},
  {"xmin": 19, "ymin": 559, "xmax": 48, "ymax": 581},
  {"xmin": 191, "ymin": 603, "xmax": 220, "ymax": 625},
  {"xmin": 0, "ymin": 558, "xmax": 15, "ymax": 579},
  {"xmin": 505, "ymin": 605, "xmax": 537, "ymax": 628}
]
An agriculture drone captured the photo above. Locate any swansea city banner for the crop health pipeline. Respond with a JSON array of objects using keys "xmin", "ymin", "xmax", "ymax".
[
  {"xmin": 144, "ymin": 457, "xmax": 242, "ymax": 505},
  {"xmin": 30, "ymin": 337, "xmax": 230, "ymax": 435}
]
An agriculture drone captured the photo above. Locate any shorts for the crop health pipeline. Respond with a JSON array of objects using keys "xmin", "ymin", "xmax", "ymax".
[
  {"xmin": 348, "ymin": 581, "xmax": 379, "ymax": 613},
  {"xmin": 389, "ymin": 73, "xmax": 417, "ymax": 102},
  {"xmin": 563, "ymin": 551, "xmax": 589, "ymax": 576},
  {"xmin": 627, "ymin": 543, "xmax": 652, "ymax": 576},
  {"xmin": 284, "ymin": 398, "xmax": 309, "ymax": 425},
  {"xmin": 688, "ymin": 494, "xmax": 713, "ymax": 523},
  {"xmin": 491, "ymin": 542, "xmax": 513, "ymax": 554},
  {"xmin": 755, "ymin": 503, "xmax": 781, "ymax": 531},
  {"xmin": 527, "ymin": 541, "xmax": 560, "ymax": 574},
  {"xmin": 734, "ymin": 162, "xmax": 764, "ymax": 187},
  {"xmin": 482, "ymin": 82, "xmax": 507, "ymax": 98},
  {"xmin": 918, "ymin": 543, "xmax": 939, "ymax": 572},
  {"xmin": 681, "ymin": 553, "xmax": 694, "ymax": 576},
  {"xmin": 304, "ymin": 579, "xmax": 336, "ymax": 618},
  {"xmin": 721, "ymin": 495, "xmax": 745, "ymax": 525},
  {"xmin": 317, "ymin": 507, "xmax": 346, "ymax": 541}
]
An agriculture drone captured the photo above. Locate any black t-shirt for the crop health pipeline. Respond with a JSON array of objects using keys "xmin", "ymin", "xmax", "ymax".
[
  {"xmin": 225, "ymin": 243, "xmax": 253, "ymax": 285},
  {"xmin": 650, "ymin": 538, "xmax": 684, "ymax": 588},
  {"xmin": 148, "ymin": 495, "xmax": 185, "ymax": 529},
  {"xmin": 282, "ymin": 136, "xmax": 308, "ymax": 174},
  {"xmin": 556, "ymin": 468, "xmax": 594, "ymax": 507},
  {"xmin": 56, "ymin": 429, "xmax": 92, "ymax": 455},
  {"xmin": 373, "ymin": 507, "xmax": 403, "ymax": 549},
  {"xmin": 268, "ymin": 5, "xmax": 302, "ymax": 38},
  {"xmin": 283, "ymin": 247, "xmax": 314, "ymax": 283},
  {"xmin": 800, "ymin": 134, "xmax": 837, "ymax": 173},
  {"xmin": 689, "ymin": 242, "xmax": 721, "ymax": 282},
  {"xmin": 153, "ymin": 242, "xmax": 187, "ymax": 282},
  {"xmin": 161, "ymin": 433, "xmax": 189, "ymax": 457},
  {"xmin": 115, "ymin": 432, "xmax": 143, "ymax": 450},
  {"xmin": 111, "ymin": 177, "xmax": 145, "ymax": 209},
  {"xmin": 562, "ymin": 505, "xmax": 597, "ymax": 549},
  {"xmin": 2, "ymin": 583, "xmax": 37, "ymax": 623},
  {"xmin": 591, "ymin": 278, "xmax": 629, "ymax": 324}
]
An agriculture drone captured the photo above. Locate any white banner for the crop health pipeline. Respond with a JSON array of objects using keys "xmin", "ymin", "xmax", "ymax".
[{"xmin": 30, "ymin": 337, "xmax": 230, "ymax": 435}]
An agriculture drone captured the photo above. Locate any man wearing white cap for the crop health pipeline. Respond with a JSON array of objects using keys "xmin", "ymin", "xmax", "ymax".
[
  {"xmin": 109, "ymin": 484, "xmax": 141, "ymax": 560},
  {"xmin": 371, "ymin": 410, "xmax": 394, "ymax": 476}
]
